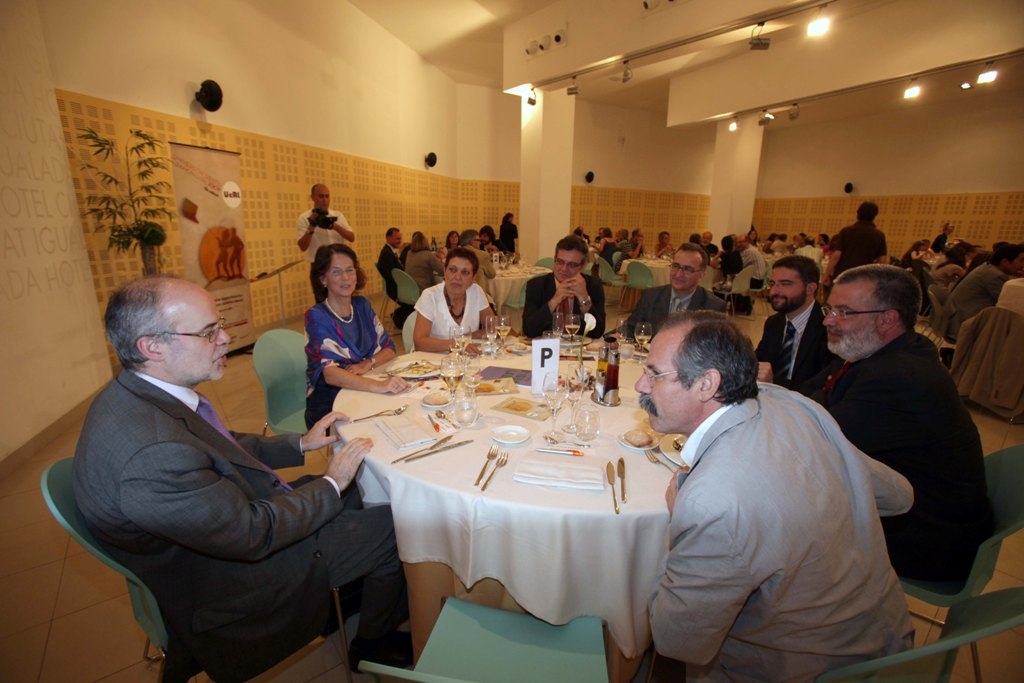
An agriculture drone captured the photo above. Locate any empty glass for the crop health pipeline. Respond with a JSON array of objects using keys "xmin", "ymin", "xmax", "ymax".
[
  {"xmin": 552, "ymin": 310, "xmax": 565, "ymax": 339},
  {"xmin": 451, "ymin": 388, "xmax": 479, "ymax": 428},
  {"xmin": 542, "ymin": 373, "xmax": 569, "ymax": 439},
  {"xmin": 564, "ymin": 365, "xmax": 591, "ymax": 433},
  {"xmin": 574, "ymin": 406, "xmax": 600, "ymax": 445}
]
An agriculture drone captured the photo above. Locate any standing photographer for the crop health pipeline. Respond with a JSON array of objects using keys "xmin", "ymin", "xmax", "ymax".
[{"xmin": 297, "ymin": 183, "xmax": 356, "ymax": 299}]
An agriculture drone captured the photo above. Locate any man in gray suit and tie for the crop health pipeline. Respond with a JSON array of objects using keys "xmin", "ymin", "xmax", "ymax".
[
  {"xmin": 626, "ymin": 242, "xmax": 725, "ymax": 337},
  {"xmin": 73, "ymin": 276, "xmax": 411, "ymax": 682}
]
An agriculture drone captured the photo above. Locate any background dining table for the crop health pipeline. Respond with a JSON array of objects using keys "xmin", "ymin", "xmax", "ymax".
[
  {"xmin": 487, "ymin": 264, "xmax": 550, "ymax": 327},
  {"xmin": 333, "ymin": 348, "xmax": 676, "ymax": 683}
]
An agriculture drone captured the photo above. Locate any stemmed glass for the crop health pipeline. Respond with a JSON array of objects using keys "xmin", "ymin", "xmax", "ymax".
[
  {"xmin": 563, "ymin": 365, "xmax": 591, "ymax": 433},
  {"xmin": 542, "ymin": 373, "xmax": 569, "ymax": 440},
  {"xmin": 440, "ymin": 354, "xmax": 465, "ymax": 401},
  {"xmin": 495, "ymin": 314, "xmax": 512, "ymax": 352},
  {"xmin": 565, "ymin": 313, "xmax": 581, "ymax": 344},
  {"xmin": 552, "ymin": 310, "xmax": 565, "ymax": 340},
  {"xmin": 635, "ymin": 322, "xmax": 653, "ymax": 356},
  {"xmin": 462, "ymin": 355, "xmax": 482, "ymax": 394},
  {"xmin": 484, "ymin": 317, "xmax": 498, "ymax": 357}
]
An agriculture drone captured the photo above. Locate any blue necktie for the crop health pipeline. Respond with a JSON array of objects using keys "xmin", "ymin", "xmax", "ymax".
[
  {"xmin": 196, "ymin": 394, "xmax": 293, "ymax": 491},
  {"xmin": 780, "ymin": 321, "xmax": 797, "ymax": 380}
]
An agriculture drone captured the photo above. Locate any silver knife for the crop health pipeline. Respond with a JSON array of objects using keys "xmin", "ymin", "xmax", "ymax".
[
  {"xmin": 391, "ymin": 434, "xmax": 454, "ymax": 463},
  {"xmin": 618, "ymin": 457, "xmax": 627, "ymax": 503},
  {"xmin": 396, "ymin": 439, "xmax": 474, "ymax": 463},
  {"xmin": 607, "ymin": 461, "xmax": 620, "ymax": 514}
]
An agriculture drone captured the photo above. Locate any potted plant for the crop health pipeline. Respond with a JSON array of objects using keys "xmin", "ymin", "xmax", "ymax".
[{"xmin": 77, "ymin": 127, "xmax": 174, "ymax": 276}]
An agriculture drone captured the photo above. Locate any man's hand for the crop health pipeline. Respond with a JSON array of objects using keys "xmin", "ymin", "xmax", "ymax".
[
  {"xmin": 300, "ymin": 410, "xmax": 349, "ymax": 452},
  {"xmin": 550, "ymin": 274, "xmax": 587, "ymax": 311},
  {"xmin": 326, "ymin": 436, "xmax": 373, "ymax": 489},
  {"xmin": 756, "ymin": 362, "xmax": 774, "ymax": 383}
]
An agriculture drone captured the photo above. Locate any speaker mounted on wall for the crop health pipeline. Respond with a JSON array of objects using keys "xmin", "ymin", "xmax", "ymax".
[
  {"xmin": 844, "ymin": 182, "xmax": 854, "ymax": 194},
  {"xmin": 424, "ymin": 152, "xmax": 438, "ymax": 168},
  {"xmin": 584, "ymin": 171, "xmax": 595, "ymax": 184},
  {"xmin": 195, "ymin": 80, "xmax": 223, "ymax": 112}
]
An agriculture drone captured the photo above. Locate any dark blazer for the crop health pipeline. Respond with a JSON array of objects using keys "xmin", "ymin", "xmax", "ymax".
[
  {"xmin": 377, "ymin": 244, "xmax": 404, "ymax": 300},
  {"xmin": 626, "ymin": 285, "xmax": 726, "ymax": 337},
  {"xmin": 73, "ymin": 371, "xmax": 345, "ymax": 682},
  {"xmin": 804, "ymin": 333, "xmax": 993, "ymax": 581},
  {"xmin": 523, "ymin": 273, "xmax": 606, "ymax": 339},
  {"xmin": 755, "ymin": 305, "xmax": 835, "ymax": 389}
]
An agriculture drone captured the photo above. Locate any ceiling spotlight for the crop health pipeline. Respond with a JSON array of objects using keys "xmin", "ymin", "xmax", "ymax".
[
  {"xmin": 807, "ymin": 7, "xmax": 830, "ymax": 37},
  {"xmin": 643, "ymin": 0, "xmax": 661, "ymax": 9},
  {"xmin": 758, "ymin": 110, "xmax": 775, "ymax": 126},
  {"xmin": 525, "ymin": 40, "xmax": 539, "ymax": 56},
  {"xmin": 527, "ymin": 88, "xmax": 537, "ymax": 106},
  {"xmin": 961, "ymin": 82, "xmax": 973, "ymax": 90},
  {"xmin": 622, "ymin": 62, "xmax": 633, "ymax": 84},
  {"xmin": 728, "ymin": 119, "xmax": 738, "ymax": 132},
  {"xmin": 749, "ymin": 23, "xmax": 770, "ymax": 50},
  {"xmin": 567, "ymin": 77, "xmax": 579, "ymax": 96},
  {"xmin": 788, "ymin": 103, "xmax": 800, "ymax": 120},
  {"xmin": 904, "ymin": 81, "xmax": 921, "ymax": 99},
  {"xmin": 977, "ymin": 65, "xmax": 997, "ymax": 84}
]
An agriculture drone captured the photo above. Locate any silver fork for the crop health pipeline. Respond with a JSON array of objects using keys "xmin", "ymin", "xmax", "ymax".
[
  {"xmin": 474, "ymin": 445, "xmax": 499, "ymax": 486},
  {"xmin": 645, "ymin": 449, "xmax": 677, "ymax": 473},
  {"xmin": 481, "ymin": 451, "xmax": 508, "ymax": 491}
]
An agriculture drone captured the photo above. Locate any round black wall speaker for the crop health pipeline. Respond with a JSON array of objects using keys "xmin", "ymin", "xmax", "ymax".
[{"xmin": 195, "ymin": 80, "xmax": 223, "ymax": 112}]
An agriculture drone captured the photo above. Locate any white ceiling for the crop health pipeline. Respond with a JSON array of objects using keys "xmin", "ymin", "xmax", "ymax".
[{"xmin": 349, "ymin": 0, "xmax": 1024, "ymax": 129}]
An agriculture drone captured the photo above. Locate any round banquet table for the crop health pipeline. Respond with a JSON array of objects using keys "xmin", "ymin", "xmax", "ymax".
[
  {"xmin": 488, "ymin": 265, "xmax": 550, "ymax": 310},
  {"xmin": 333, "ymin": 350, "xmax": 673, "ymax": 683},
  {"xmin": 620, "ymin": 258, "xmax": 671, "ymax": 287}
]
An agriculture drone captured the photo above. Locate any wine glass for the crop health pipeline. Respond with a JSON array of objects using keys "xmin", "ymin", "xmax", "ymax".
[
  {"xmin": 440, "ymin": 354, "xmax": 465, "ymax": 401},
  {"xmin": 462, "ymin": 355, "xmax": 482, "ymax": 394},
  {"xmin": 484, "ymin": 316, "xmax": 497, "ymax": 357},
  {"xmin": 542, "ymin": 373, "xmax": 569, "ymax": 440},
  {"xmin": 448, "ymin": 325, "xmax": 461, "ymax": 355},
  {"xmin": 565, "ymin": 313, "xmax": 581, "ymax": 343},
  {"xmin": 496, "ymin": 315, "xmax": 512, "ymax": 352},
  {"xmin": 552, "ymin": 310, "xmax": 565, "ymax": 339},
  {"xmin": 563, "ymin": 365, "xmax": 591, "ymax": 433},
  {"xmin": 574, "ymin": 406, "xmax": 600, "ymax": 446},
  {"xmin": 453, "ymin": 324, "xmax": 471, "ymax": 356},
  {"xmin": 616, "ymin": 317, "xmax": 631, "ymax": 341},
  {"xmin": 635, "ymin": 322, "xmax": 653, "ymax": 356}
]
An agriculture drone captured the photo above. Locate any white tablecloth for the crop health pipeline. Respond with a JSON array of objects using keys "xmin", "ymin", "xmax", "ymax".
[
  {"xmin": 620, "ymin": 258, "xmax": 671, "ymax": 287},
  {"xmin": 488, "ymin": 266, "xmax": 550, "ymax": 311},
  {"xmin": 333, "ymin": 351, "xmax": 671, "ymax": 660}
]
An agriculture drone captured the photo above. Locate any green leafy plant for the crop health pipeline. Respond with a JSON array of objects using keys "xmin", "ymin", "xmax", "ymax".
[{"xmin": 77, "ymin": 127, "xmax": 174, "ymax": 275}]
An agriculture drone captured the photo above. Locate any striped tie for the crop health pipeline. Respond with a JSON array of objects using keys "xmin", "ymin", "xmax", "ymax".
[{"xmin": 780, "ymin": 321, "xmax": 797, "ymax": 381}]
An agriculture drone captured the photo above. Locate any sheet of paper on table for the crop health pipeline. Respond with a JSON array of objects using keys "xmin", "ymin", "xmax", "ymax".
[{"xmin": 492, "ymin": 397, "xmax": 551, "ymax": 421}]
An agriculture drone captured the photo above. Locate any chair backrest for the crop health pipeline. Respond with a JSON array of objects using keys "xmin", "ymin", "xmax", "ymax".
[
  {"xmin": 927, "ymin": 286, "xmax": 950, "ymax": 338},
  {"xmin": 253, "ymin": 329, "xmax": 308, "ymax": 435},
  {"xmin": 596, "ymin": 257, "xmax": 622, "ymax": 286},
  {"xmin": 402, "ymin": 311, "xmax": 418, "ymax": 353},
  {"xmin": 729, "ymin": 265, "xmax": 755, "ymax": 295},
  {"xmin": 392, "ymin": 268, "xmax": 422, "ymax": 306},
  {"xmin": 699, "ymin": 266, "xmax": 716, "ymax": 291},
  {"xmin": 41, "ymin": 458, "xmax": 168, "ymax": 651},
  {"xmin": 611, "ymin": 251, "xmax": 624, "ymax": 271},
  {"xmin": 535, "ymin": 257, "xmax": 554, "ymax": 270},
  {"xmin": 625, "ymin": 261, "xmax": 655, "ymax": 289},
  {"xmin": 816, "ymin": 587, "xmax": 1024, "ymax": 682}
]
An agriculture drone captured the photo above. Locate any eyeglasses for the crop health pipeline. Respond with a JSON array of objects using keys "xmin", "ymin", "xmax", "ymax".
[
  {"xmin": 159, "ymin": 317, "xmax": 227, "ymax": 343},
  {"xmin": 554, "ymin": 258, "xmax": 584, "ymax": 270},
  {"xmin": 669, "ymin": 264, "xmax": 703, "ymax": 274},
  {"xmin": 642, "ymin": 367, "xmax": 678, "ymax": 384},
  {"xmin": 820, "ymin": 305, "xmax": 890, "ymax": 320}
]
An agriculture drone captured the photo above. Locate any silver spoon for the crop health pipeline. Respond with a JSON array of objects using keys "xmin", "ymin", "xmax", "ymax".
[{"xmin": 544, "ymin": 434, "xmax": 589, "ymax": 448}]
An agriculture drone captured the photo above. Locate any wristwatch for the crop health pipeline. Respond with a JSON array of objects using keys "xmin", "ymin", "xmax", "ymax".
[{"xmin": 579, "ymin": 297, "xmax": 591, "ymax": 307}]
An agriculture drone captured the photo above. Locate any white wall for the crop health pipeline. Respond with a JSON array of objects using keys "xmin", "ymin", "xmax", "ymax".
[
  {"xmin": 1, "ymin": 0, "xmax": 110, "ymax": 464},
  {"xmin": 454, "ymin": 85, "xmax": 522, "ymax": 181},
  {"xmin": 572, "ymin": 100, "xmax": 716, "ymax": 192},
  {"xmin": 757, "ymin": 84, "xmax": 1024, "ymax": 197}
]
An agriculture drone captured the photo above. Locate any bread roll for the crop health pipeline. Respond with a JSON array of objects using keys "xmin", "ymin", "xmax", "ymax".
[{"xmin": 624, "ymin": 429, "xmax": 652, "ymax": 447}]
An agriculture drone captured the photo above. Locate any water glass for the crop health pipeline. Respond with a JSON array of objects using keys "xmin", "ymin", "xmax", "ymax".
[
  {"xmin": 619, "ymin": 340, "xmax": 635, "ymax": 363},
  {"xmin": 542, "ymin": 373, "xmax": 568, "ymax": 439},
  {"xmin": 552, "ymin": 310, "xmax": 565, "ymax": 339},
  {"xmin": 462, "ymin": 355, "xmax": 482, "ymax": 393},
  {"xmin": 451, "ymin": 390, "xmax": 479, "ymax": 428},
  {"xmin": 574, "ymin": 406, "xmax": 600, "ymax": 444}
]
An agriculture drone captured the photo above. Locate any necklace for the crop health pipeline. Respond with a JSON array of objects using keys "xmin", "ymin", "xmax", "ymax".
[
  {"xmin": 324, "ymin": 299, "xmax": 353, "ymax": 324},
  {"xmin": 443, "ymin": 288, "xmax": 465, "ymax": 323}
]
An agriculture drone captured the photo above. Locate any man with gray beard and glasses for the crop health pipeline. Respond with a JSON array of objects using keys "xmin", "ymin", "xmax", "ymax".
[
  {"xmin": 805, "ymin": 264, "xmax": 992, "ymax": 582},
  {"xmin": 636, "ymin": 311, "xmax": 913, "ymax": 681}
]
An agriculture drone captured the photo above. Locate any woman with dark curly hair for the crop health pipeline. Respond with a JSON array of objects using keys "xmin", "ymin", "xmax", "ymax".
[{"xmin": 304, "ymin": 243, "xmax": 409, "ymax": 427}]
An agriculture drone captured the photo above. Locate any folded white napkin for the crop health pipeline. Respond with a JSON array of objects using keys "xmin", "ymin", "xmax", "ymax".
[
  {"xmin": 377, "ymin": 413, "xmax": 439, "ymax": 450},
  {"xmin": 512, "ymin": 457, "xmax": 606, "ymax": 491}
]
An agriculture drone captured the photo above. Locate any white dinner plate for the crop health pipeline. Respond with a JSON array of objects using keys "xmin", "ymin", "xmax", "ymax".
[
  {"xmin": 492, "ymin": 425, "xmax": 530, "ymax": 445},
  {"xmin": 507, "ymin": 342, "xmax": 531, "ymax": 355},
  {"xmin": 616, "ymin": 432, "xmax": 657, "ymax": 453},
  {"xmin": 659, "ymin": 433, "xmax": 687, "ymax": 466},
  {"xmin": 388, "ymin": 360, "xmax": 440, "ymax": 380}
]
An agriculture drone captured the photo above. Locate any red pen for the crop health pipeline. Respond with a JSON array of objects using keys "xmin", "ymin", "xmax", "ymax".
[{"xmin": 427, "ymin": 414, "xmax": 441, "ymax": 432}]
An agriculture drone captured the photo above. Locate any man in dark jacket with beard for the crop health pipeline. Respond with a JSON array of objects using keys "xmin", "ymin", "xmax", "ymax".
[{"xmin": 804, "ymin": 265, "xmax": 992, "ymax": 581}]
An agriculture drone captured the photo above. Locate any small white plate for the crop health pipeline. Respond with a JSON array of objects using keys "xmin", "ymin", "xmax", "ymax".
[
  {"xmin": 388, "ymin": 361, "xmax": 441, "ymax": 380},
  {"xmin": 507, "ymin": 342, "xmax": 531, "ymax": 355},
  {"xmin": 616, "ymin": 432, "xmax": 657, "ymax": 453},
  {"xmin": 492, "ymin": 425, "xmax": 530, "ymax": 445},
  {"xmin": 659, "ymin": 433, "xmax": 687, "ymax": 466}
]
